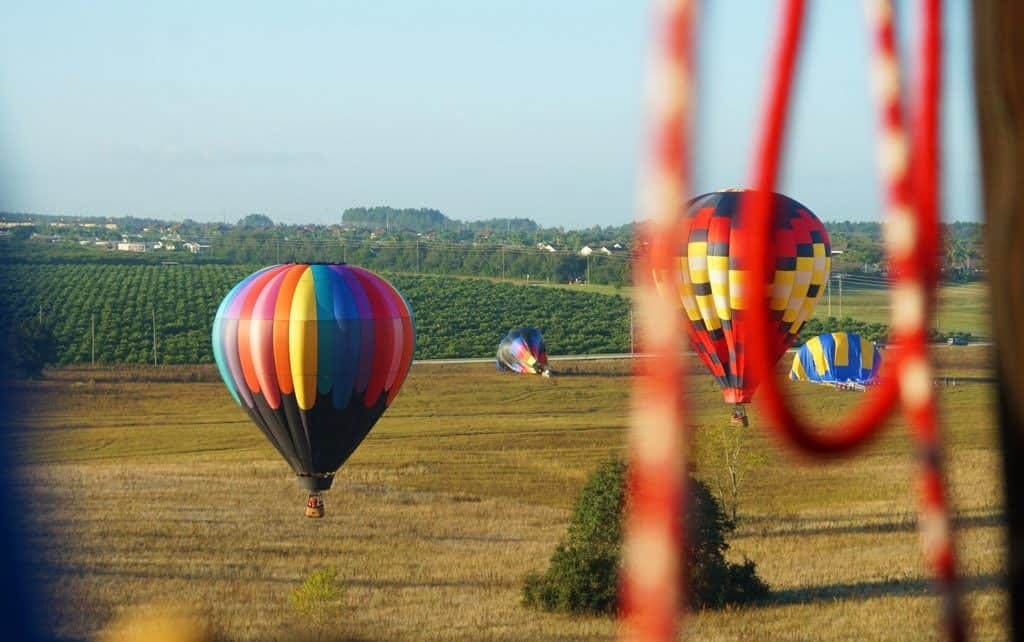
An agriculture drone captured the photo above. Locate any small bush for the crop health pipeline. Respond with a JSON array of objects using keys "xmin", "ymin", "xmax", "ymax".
[
  {"xmin": 522, "ymin": 459, "xmax": 770, "ymax": 615},
  {"xmin": 291, "ymin": 567, "xmax": 345, "ymax": 637}
]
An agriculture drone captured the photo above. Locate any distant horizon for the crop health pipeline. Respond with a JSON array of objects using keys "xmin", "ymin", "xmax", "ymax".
[{"xmin": 2, "ymin": 202, "xmax": 984, "ymax": 230}]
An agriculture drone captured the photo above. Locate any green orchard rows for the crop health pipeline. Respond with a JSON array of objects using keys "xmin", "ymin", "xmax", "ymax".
[{"xmin": 0, "ymin": 265, "xmax": 631, "ymax": 365}]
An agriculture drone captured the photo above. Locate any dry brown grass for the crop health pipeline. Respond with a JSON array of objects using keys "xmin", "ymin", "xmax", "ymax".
[{"xmin": 12, "ymin": 347, "xmax": 1007, "ymax": 641}]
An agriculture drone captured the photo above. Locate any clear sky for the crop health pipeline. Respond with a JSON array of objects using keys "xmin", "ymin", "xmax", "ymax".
[{"xmin": 0, "ymin": 1, "xmax": 979, "ymax": 228}]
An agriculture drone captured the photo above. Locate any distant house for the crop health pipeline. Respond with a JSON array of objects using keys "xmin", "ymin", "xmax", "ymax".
[
  {"xmin": 537, "ymin": 243, "xmax": 557, "ymax": 253},
  {"xmin": 579, "ymin": 245, "xmax": 594, "ymax": 257},
  {"xmin": 183, "ymin": 241, "xmax": 210, "ymax": 254},
  {"xmin": 116, "ymin": 242, "xmax": 147, "ymax": 253}
]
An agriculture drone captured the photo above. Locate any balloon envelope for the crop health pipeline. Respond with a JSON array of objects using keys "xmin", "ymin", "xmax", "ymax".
[
  {"xmin": 790, "ymin": 332, "xmax": 881, "ymax": 388},
  {"xmin": 664, "ymin": 189, "xmax": 831, "ymax": 403},
  {"xmin": 212, "ymin": 263, "xmax": 415, "ymax": 490},
  {"xmin": 496, "ymin": 327, "xmax": 550, "ymax": 376}
]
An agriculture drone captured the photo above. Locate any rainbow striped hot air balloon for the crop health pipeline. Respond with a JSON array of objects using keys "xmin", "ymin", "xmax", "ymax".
[
  {"xmin": 212, "ymin": 263, "xmax": 414, "ymax": 517},
  {"xmin": 496, "ymin": 327, "xmax": 550, "ymax": 377}
]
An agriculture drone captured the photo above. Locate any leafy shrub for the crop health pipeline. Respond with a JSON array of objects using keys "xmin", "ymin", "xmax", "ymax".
[
  {"xmin": 0, "ymin": 318, "xmax": 57, "ymax": 378},
  {"xmin": 291, "ymin": 566, "xmax": 345, "ymax": 636},
  {"xmin": 522, "ymin": 459, "xmax": 770, "ymax": 615}
]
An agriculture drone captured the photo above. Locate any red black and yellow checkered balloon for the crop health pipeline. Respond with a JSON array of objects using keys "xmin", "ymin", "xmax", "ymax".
[{"xmin": 668, "ymin": 189, "xmax": 831, "ymax": 404}]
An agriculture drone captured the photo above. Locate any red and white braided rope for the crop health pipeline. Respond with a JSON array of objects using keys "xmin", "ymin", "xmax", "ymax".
[
  {"xmin": 620, "ymin": 1, "xmax": 694, "ymax": 640},
  {"xmin": 868, "ymin": 1, "xmax": 965, "ymax": 638},
  {"xmin": 623, "ymin": 0, "xmax": 964, "ymax": 639}
]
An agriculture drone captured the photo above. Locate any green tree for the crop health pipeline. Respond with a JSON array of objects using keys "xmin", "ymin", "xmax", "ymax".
[
  {"xmin": 0, "ymin": 318, "xmax": 58, "ymax": 378},
  {"xmin": 237, "ymin": 213, "xmax": 275, "ymax": 229},
  {"xmin": 522, "ymin": 459, "xmax": 769, "ymax": 614}
]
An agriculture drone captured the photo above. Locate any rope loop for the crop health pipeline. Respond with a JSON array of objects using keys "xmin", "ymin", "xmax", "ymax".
[{"xmin": 625, "ymin": 0, "xmax": 966, "ymax": 639}]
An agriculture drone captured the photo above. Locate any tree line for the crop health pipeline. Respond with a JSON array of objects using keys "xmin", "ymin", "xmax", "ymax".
[{"xmin": 1, "ymin": 236, "xmax": 634, "ymax": 286}]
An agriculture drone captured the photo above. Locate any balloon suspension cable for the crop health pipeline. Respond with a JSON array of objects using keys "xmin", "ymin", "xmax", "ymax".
[{"xmin": 305, "ymin": 492, "xmax": 325, "ymax": 519}]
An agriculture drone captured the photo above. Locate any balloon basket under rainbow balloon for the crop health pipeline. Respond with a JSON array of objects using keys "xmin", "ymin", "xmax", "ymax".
[
  {"xmin": 305, "ymin": 493, "xmax": 325, "ymax": 519},
  {"xmin": 298, "ymin": 473, "xmax": 333, "ymax": 519}
]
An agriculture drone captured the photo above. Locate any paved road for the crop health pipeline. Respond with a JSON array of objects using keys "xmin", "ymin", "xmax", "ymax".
[
  {"xmin": 412, "ymin": 343, "xmax": 991, "ymax": 366},
  {"xmin": 413, "ymin": 353, "xmax": 640, "ymax": 365}
]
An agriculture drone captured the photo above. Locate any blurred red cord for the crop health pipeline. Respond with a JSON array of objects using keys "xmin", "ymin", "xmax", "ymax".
[
  {"xmin": 624, "ymin": 0, "xmax": 965, "ymax": 640},
  {"xmin": 744, "ymin": 0, "xmax": 965, "ymax": 638}
]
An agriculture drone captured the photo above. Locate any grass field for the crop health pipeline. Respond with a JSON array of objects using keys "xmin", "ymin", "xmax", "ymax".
[
  {"xmin": 9, "ymin": 345, "xmax": 1006, "ymax": 641},
  {"xmin": 550, "ymin": 278, "xmax": 991, "ymax": 339},
  {"xmin": 817, "ymin": 280, "xmax": 991, "ymax": 339}
]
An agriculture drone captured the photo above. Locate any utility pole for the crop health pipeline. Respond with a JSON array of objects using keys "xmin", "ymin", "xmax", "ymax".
[
  {"xmin": 629, "ymin": 310, "xmax": 635, "ymax": 354},
  {"xmin": 91, "ymin": 313, "xmax": 95, "ymax": 366},
  {"xmin": 152, "ymin": 307, "xmax": 157, "ymax": 366},
  {"xmin": 838, "ymin": 274, "xmax": 843, "ymax": 318},
  {"xmin": 586, "ymin": 255, "xmax": 592, "ymax": 284},
  {"xmin": 415, "ymin": 241, "xmax": 420, "ymax": 273},
  {"xmin": 827, "ymin": 279, "xmax": 831, "ymax": 316},
  {"xmin": 501, "ymin": 245, "xmax": 506, "ymax": 279}
]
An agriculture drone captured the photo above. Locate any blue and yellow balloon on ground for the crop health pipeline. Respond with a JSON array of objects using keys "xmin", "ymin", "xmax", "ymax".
[{"xmin": 790, "ymin": 332, "xmax": 881, "ymax": 389}]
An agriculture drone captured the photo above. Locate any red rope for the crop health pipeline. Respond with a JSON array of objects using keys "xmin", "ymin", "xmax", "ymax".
[
  {"xmin": 624, "ymin": 0, "xmax": 965, "ymax": 639},
  {"xmin": 620, "ymin": 2, "xmax": 694, "ymax": 640},
  {"xmin": 745, "ymin": 0, "xmax": 901, "ymax": 454},
  {"xmin": 744, "ymin": 0, "xmax": 966, "ymax": 639}
]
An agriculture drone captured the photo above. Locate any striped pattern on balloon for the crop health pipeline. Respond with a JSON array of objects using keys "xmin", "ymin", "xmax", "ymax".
[{"xmin": 212, "ymin": 263, "xmax": 415, "ymax": 493}]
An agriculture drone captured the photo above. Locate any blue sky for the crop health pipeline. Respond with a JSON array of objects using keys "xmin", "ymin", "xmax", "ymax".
[{"xmin": 0, "ymin": 1, "xmax": 979, "ymax": 228}]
